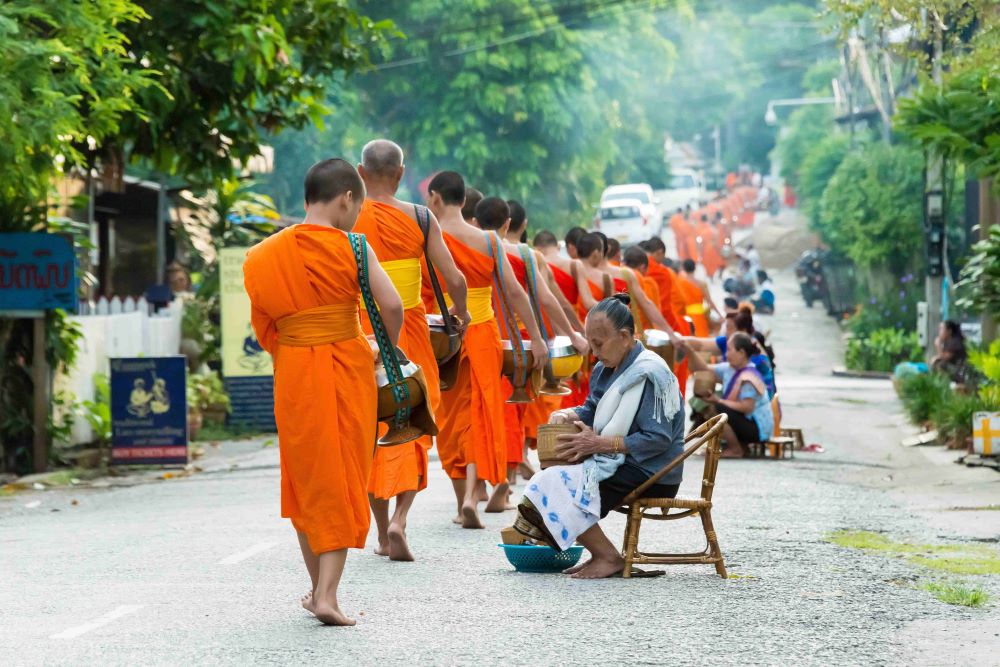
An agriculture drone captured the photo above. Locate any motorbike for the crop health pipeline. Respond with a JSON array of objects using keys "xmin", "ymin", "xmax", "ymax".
[{"xmin": 795, "ymin": 249, "xmax": 828, "ymax": 308}]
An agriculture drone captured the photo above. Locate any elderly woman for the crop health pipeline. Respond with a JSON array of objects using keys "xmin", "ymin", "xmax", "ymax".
[
  {"xmin": 684, "ymin": 332, "xmax": 773, "ymax": 458},
  {"xmin": 514, "ymin": 294, "xmax": 684, "ymax": 579}
]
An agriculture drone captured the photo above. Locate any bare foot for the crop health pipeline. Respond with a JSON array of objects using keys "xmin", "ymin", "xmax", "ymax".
[
  {"xmin": 571, "ymin": 556, "xmax": 625, "ymax": 579},
  {"xmin": 720, "ymin": 448, "xmax": 744, "ymax": 459},
  {"xmin": 301, "ymin": 591, "xmax": 316, "ymax": 613},
  {"xmin": 517, "ymin": 462, "xmax": 536, "ymax": 481},
  {"xmin": 476, "ymin": 481, "xmax": 488, "ymax": 502},
  {"xmin": 387, "ymin": 523, "xmax": 414, "ymax": 562},
  {"xmin": 484, "ymin": 482, "xmax": 512, "ymax": 513},
  {"xmin": 373, "ymin": 542, "xmax": 390, "ymax": 557},
  {"xmin": 563, "ymin": 558, "xmax": 593, "ymax": 575},
  {"xmin": 461, "ymin": 501, "xmax": 485, "ymax": 529},
  {"xmin": 312, "ymin": 601, "xmax": 357, "ymax": 627},
  {"xmin": 451, "ymin": 514, "xmax": 462, "ymax": 525}
]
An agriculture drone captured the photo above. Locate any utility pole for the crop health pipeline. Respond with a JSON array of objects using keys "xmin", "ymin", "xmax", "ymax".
[
  {"xmin": 924, "ymin": 25, "xmax": 945, "ymax": 358},
  {"xmin": 712, "ymin": 124, "xmax": 722, "ymax": 187}
]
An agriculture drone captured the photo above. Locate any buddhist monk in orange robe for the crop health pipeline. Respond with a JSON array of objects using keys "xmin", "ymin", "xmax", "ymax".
[
  {"xmin": 679, "ymin": 257, "xmax": 722, "ymax": 337},
  {"xmin": 426, "ymin": 174, "xmax": 547, "ymax": 528},
  {"xmin": 355, "ymin": 140, "xmax": 470, "ymax": 562},
  {"xmin": 497, "ymin": 202, "xmax": 588, "ymax": 485},
  {"xmin": 668, "ymin": 208, "xmax": 693, "ymax": 261},
  {"xmin": 696, "ymin": 213, "xmax": 724, "ymax": 279},
  {"xmin": 243, "ymin": 159, "xmax": 404, "ymax": 626}
]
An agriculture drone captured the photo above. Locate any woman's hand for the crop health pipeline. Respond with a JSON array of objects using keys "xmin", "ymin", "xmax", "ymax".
[
  {"xmin": 702, "ymin": 392, "xmax": 720, "ymax": 404},
  {"xmin": 569, "ymin": 331, "xmax": 590, "ymax": 356},
  {"xmin": 548, "ymin": 409, "xmax": 577, "ymax": 425},
  {"xmin": 555, "ymin": 421, "xmax": 612, "ymax": 463}
]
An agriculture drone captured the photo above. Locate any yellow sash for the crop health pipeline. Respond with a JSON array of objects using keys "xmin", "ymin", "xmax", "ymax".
[
  {"xmin": 381, "ymin": 258, "xmax": 422, "ymax": 310},
  {"xmin": 276, "ymin": 302, "xmax": 361, "ymax": 346},
  {"xmin": 686, "ymin": 303, "xmax": 706, "ymax": 315},
  {"xmin": 446, "ymin": 286, "xmax": 493, "ymax": 325}
]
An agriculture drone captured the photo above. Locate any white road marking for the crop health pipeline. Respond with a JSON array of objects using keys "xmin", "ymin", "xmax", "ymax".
[
  {"xmin": 51, "ymin": 605, "xmax": 144, "ymax": 639},
  {"xmin": 217, "ymin": 541, "xmax": 277, "ymax": 565}
]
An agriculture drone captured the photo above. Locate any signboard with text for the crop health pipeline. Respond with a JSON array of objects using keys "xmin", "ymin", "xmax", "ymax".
[
  {"xmin": 110, "ymin": 357, "xmax": 188, "ymax": 465},
  {"xmin": 219, "ymin": 247, "xmax": 276, "ymax": 431},
  {"xmin": 0, "ymin": 233, "xmax": 78, "ymax": 312}
]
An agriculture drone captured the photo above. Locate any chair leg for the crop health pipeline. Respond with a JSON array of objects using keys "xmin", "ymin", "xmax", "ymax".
[
  {"xmin": 622, "ymin": 505, "xmax": 643, "ymax": 578},
  {"xmin": 700, "ymin": 508, "xmax": 727, "ymax": 579}
]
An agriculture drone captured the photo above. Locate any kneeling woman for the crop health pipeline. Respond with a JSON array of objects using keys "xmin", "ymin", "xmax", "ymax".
[{"xmin": 514, "ymin": 294, "xmax": 685, "ymax": 579}]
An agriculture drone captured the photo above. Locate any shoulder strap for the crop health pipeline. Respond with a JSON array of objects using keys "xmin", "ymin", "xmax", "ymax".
[
  {"xmin": 602, "ymin": 273, "xmax": 613, "ymax": 299},
  {"xmin": 518, "ymin": 244, "xmax": 548, "ymax": 339},
  {"xmin": 414, "ymin": 205, "xmax": 454, "ymax": 332},
  {"xmin": 348, "ymin": 232, "xmax": 412, "ymax": 427},
  {"xmin": 486, "ymin": 232, "xmax": 528, "ymax": 388}
]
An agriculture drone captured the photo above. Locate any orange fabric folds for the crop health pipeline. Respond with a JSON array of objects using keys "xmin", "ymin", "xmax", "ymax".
[
  {"xmin": 355, "ymin": 200, "xmax": 441, "ymax": 500},
  {"xmin": 243, "ymin": 225, "xmax": 376, "ymax": 555},
  {"xmin": 436, "ymin": 233, "xmax": 506, "ymax": 485}
]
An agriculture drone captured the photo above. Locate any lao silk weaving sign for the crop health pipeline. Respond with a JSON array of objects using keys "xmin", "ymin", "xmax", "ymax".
[{"xmin": 973, "ymin": 412, "xmax": 1000, "ymax": 456}]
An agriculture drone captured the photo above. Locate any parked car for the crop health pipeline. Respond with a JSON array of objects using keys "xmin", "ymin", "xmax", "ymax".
[
  {"xmin": 595, "ymin": 198, "xmax": 651, "ymax": 245},
  {"xmin": 599, "ymin": 183, "xmax": 661, "ymax": 235}
]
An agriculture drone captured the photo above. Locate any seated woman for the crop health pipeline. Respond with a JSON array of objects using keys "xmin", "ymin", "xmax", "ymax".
[
  {"xmin": 513, "ymin": 294, "xmax": 684, "ymax": 579},
  {"xmin": 684, "ymin": 308, "xmax": 775, "ymax": 397},
  {"xmin": 931, "ymin": 320, "xmax": 969, "ymax": 384},
  {"xmin": 684, "ymin": 332, "xmax": 773, "ymax": 458}
]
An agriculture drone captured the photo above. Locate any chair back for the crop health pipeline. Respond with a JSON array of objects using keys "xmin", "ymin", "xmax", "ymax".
[
  {"xmin": 621, "ymin": 413, "xmax": 728, "ymax": 506},
  {"xmin": 770, "ymin": 393, "xmax": 782, "ymax": 434}
]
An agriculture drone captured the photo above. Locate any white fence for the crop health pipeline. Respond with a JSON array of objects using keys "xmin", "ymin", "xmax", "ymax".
[{"xmin": 57, "ymin": 297, "xmax": 183, "ymax": 445}]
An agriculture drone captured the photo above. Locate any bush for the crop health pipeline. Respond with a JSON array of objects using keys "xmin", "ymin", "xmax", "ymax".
[
  {"xmin": 846, "ymin": 327, "xmax": 923, "ymax": 373},
  {"xmin": 798, "ymin": 132, "xmax": 853, "ymax": 224},
  {"xmin": 933, "ymin": 391, "xmax": 984, "ymax": 449},
  {"xmin": 899, "ymin": 373, "xmax": 951, "ymax": 425}
]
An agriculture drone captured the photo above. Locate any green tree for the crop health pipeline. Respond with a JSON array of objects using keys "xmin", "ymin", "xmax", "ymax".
[{"xmin": 798, "ymin": 131, "xmax": 852, "ymax": 223}]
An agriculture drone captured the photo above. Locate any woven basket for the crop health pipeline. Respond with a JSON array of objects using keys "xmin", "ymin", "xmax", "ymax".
[
  {"xmin": 500, "ymin": 526, "xmax": 527, "ymax": 545},
  {"xmin": 693, "ymin": 370, "xmax": 717, "ymax": 398},
  {"xmin": 536, "ymin": 423, "xmax": 580, "ymax": 469}
]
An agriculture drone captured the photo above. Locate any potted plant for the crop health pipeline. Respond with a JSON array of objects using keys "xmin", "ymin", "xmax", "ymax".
[{"xmin": 187, "ymin": 371, "xmax": 231, "ymax": 431}]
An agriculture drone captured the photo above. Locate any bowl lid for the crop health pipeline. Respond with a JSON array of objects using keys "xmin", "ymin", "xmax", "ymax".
[
  {"xmin": 376, "ymin": 360, "xmax": 419, "ymax": 386},
  {"xmin": 644, "ymin": 329, "xmax": 672, "ymax": 346}
]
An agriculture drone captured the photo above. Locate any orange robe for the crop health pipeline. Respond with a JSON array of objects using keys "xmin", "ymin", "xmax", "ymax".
[
  {"xmin": 678, "ymin": 273, "xmax": 710, "ymax": 337},
  {"xmin": 244, "ymin": 225, "xmax": 376, "ymax": 554},
  {"xmin": 685, "ymin": 215, "xmax": 700, "ymax": 260},
  {"xmin": 643, "ymin": 261, "xmax": 689, "ymax": 396},
  {"xmin": 697, "ymin": 221, "xmax": 723, "ymax": 277},
  {"xmin": 669, "ymin": 214, "xmax": 693, "ymax": 261},
  {"xmin": 548, "ymin": 262, "xmax": 588, "ymax": 410},
  {"xmin": 436, "ymin": 233, "xmax": 506, "ymax": 485},
  {"xmin": 354, "ymin": 200, "xmax": 441, "ymax": 500}
]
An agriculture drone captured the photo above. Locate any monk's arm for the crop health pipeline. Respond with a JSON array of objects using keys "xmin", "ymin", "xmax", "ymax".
[
  {"xmin": 701, "ymin": 282, "xmax": 722, "ymax": 317},
  {"xmin": 425, "ymin": 211, "xmax": 469, "ymax": 325},
  {"xmin": 366, "ymin": 246, "xmax": 404, "ymax": 347},
  {"xmin": 498, "ymin": 251, "xmax": 548, "ymax": 370},
  {"xmin": 626, "ymin": 271, "xmax": 673, "ymax": 335},
  {"xmin": 683, "ymin": 336, "xmax": 723, "ymax": 354},
  {"xmin": 532, "ymin": 255, "xmax": 588, "ymax": 353},
  {"xmin": 540, "ymin": 255, "xmax": 584, "ymax": 332},
  {"xmin": 575, "ymin": 260, "xmax": 598, "ymax": 310},
  {"xmin": 248, "ymin": 304, "xmax": 277, "ymax": 354}
]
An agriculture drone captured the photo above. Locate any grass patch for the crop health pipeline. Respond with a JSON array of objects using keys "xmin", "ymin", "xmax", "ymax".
[
  {"xmin": 949, "ymin": 505, "xmax": 1000, "ymax": 512},
  {"xmin": 826, "ymin": 530, "xmax": 994, "ymax": 556},
  {"xmin": 921, "ymin": 581, "xmax": 990, "ymax": 607},
  {"xmin": 193, "ymin": 423, "xmax": 267, "ymax": 443},
  {"xmin": 727, "ymin": 573, "xmax": 758, "ymax": 580},
  {"xmin": 909, "ymin": 555, "xmax": 1000, "ymax": 576}
]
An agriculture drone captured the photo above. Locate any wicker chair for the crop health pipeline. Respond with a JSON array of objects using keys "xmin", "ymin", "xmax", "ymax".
[{"xmin": 615, "ymin": 413, "xmax": 729, "ymax": 579}]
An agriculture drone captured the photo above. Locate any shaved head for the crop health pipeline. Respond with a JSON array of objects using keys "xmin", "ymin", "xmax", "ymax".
[
  {"xmin": 462, "ymin": 187, "xmax": 483, "ymax": 221},
  {"xmin": 304, "ymin": 158, "xmax": 365, "ymax": 205},
  {"xmin": 475, "ymin": 197, "xmax": 510, "ymax": 231},
  {"xmin": 360, "ymin": 139, "xmax": 404, "ymax": 177}
]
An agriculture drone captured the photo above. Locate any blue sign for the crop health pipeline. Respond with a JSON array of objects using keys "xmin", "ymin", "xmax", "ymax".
[
  {"xmin": 0, "ymin": 233, "xmax": 78, "ymax": 312},
  {"xmin": 224, "ymin": 376, "xmax": 277, "ymax": 431},
  {"xmin": 110, "ymin": 357, "xmax": 188, "ymax": 465}
]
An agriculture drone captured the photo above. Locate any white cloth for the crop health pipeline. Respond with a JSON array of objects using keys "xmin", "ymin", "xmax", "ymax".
[{"xmin": 524, "ymin": 349, "xmax": 677, "ymax": 550}]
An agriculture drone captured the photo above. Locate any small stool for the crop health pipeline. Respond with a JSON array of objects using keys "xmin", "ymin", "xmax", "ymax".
[{"xmin": 782, "ymin": 427, "xmax": 805, "ymax": 452}]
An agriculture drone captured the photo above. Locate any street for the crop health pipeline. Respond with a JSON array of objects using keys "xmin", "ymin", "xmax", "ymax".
[{"xmin": 3, "ymin": 214, "xmax": 998, "ymax": 666}]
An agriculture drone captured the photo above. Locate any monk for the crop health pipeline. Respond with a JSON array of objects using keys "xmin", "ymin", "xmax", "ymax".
[
  {"xmin": 668, "ymin": 207, "xmax": 693, "ymax": 261},
  {"xmin": 606, "ymin": 237, "xmax": 622, "ymax": 265},
  {"xmin": 696, "ymin": 213, "xmax": 724, "ymax": 279},
  {"xmin": 576, "ymin": 232, "xmax": 675, "ymax": 336},
  {"xmin": 497, "ymin": 202, "xmax": 588, "ymax": 486},
  {"xmin": 564, "ymin": 226, "xmax": 587, "ymax": 260},
  {"xmin": 355, "ymin": 140, "xmax": 470, "ymax": 562},
  {"xmin": 462, "ymin": 187, "xmax": 483, "ymax": 226},
  {"xmin": 685, "ymin": 209, "xmax": 700, "ymax": 261},
  {"xmin": 426, "ymin": 173, "xmax": 547, "ymax": 528},
  {"xmin": 679, "ymin": 257, "xmax": 722, "ymax": 336},
  {"xmin": 637, "ymin": 238, "xmax": 693, "ymax": 397},
  {"xmin": 243, "ymin": 159, "xmax": 404, "ymax": 626}
]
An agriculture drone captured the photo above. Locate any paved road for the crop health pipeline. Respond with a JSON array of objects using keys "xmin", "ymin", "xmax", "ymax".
[{"xmin": 3, "ymin": 213, "xmax": 999, "ymax": 666}]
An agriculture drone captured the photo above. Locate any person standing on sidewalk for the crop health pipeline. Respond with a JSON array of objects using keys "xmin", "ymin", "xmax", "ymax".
[
  {"xmin": 243, "ymin": 159, "xmax": 404, "ymax": 626},
  {"xmin": 354, "ymin": 139, "xmax": 470, "ymax": 562}
]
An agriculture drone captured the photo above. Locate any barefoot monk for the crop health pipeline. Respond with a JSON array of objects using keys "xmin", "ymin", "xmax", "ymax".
[
  {"xmin": 355, "ymin": 140, "xmax": 471, "ymax": 562},
  {"xmin": 243, "ymin": 159, "xmax": 404, "ymax": 625},
  {"xmin": 426, "ymin": 173, "xmax": 548, "ymax": 528}
]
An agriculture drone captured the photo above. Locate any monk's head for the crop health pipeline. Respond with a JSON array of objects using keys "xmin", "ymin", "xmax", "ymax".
[
  {"xmin": 303, "ymin": 158, "xmax": 366, "ymax": 230},
  {"xmin": 682, "ymin": 258, "xmax": 697, "ymax": 274},
  {"xmin": 643, "ymin": 236, "xmax": 666, "ymax": 263},
  {"xmin": 427, "ymin": 170, "xmax": 465, "ymax": 219},
  {"xmin": 701, "ymin": 213, "xmax": 709, "ymax": 223},
  {"xmin": 506, "ymin": 200, "xmax": 527, "ymax": 240},
  {"xmin": 461, "ymin": 187, "xmax": 484, "ymax": 225},
  {"xmin": 533, "ymin": 230, "xmax": 558, "ymax": 253},
  {"xmin": 564, "ymin": 226, "xmax": 586, "ymax": 259},
  {"xmin": 474, "ymin": 197, "xmax": 510, "ymax": 235},
  {"xmin": 358, "ymin": 139, "xmax": 404, "ymax": 193},
  {"xmin": 576, "ymin": 233, "xmax": 604, "ymax": 267},
  {"xmin": 586, "ymin": 294, "xmax": 635, "ymax": 369},
  {"xmin": 623, "ymin": 246, "xmax": 648, "ymax": 275},
  {"xmin": 606, "ymin": 238, "xmax": 621, "ymax": 264}
]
